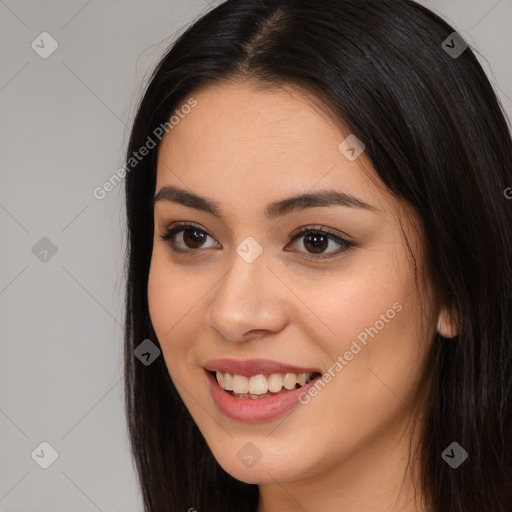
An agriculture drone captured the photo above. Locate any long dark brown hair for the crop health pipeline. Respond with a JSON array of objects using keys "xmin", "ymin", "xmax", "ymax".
[{"xmin": 123, "ymin": 0, "xmax": 512, "ymax": 510}]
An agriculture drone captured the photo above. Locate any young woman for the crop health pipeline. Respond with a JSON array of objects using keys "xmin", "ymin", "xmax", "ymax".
[{"xmin": 123, "ymin": 0, "xmax": 512, "ymax": 510}]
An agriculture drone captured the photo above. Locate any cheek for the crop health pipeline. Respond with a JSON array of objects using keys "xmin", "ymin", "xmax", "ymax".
[
  {"xmin": 294, "ymin": 274, "xmax": 427, "ymax": 467},
  {"xmin": 310, "ymin": 247, "xmax": 426, "ymax": 406},
  {"xmin": 313, "ymin": 253, "xmax": 413, "ymax": 354},
  {"xmin": 147, "ymin": 255, "xmax": 199, "ymax": 371}
]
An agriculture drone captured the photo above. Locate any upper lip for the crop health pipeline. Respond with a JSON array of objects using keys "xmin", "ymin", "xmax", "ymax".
[{"xmin": 203, "ymin": 358, "xmax": 321, "ymax": 377}]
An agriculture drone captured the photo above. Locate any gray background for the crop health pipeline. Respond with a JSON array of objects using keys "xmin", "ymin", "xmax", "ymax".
[{"xmin": 0, "ymin": 0, "xmax": 510, "ymax": 510}]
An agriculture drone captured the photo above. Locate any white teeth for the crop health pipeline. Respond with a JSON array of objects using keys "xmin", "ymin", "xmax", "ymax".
[
  {"xmin": 215, "ymin": 371, "xmax": 314, "ymax": 395},
  {"xmin": 248, "ymin": 374, "xmax": 269, "ymax": 395},
  {"xmin": 223, "ymin": 372, "xmax": 233, "ymax": 391},
  {"xmin": 267, "ymin": 373, "xmax": 283, "ymax": 393},
  {"xmin": 231, "ymin": 374, "xmax": 249, "ymax": 394},
  {"xmin": 297, "ymin": 372, "xmax": 308, "ymax": 386},
  {"xmin": 283, "ymin": 373, "xmax": 297, "ymax": 390}
]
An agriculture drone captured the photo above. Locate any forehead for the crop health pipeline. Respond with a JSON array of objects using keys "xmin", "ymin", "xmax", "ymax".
[{"xmin": 155, "ymin": 81, "xmax": 386, "ymax": 211}]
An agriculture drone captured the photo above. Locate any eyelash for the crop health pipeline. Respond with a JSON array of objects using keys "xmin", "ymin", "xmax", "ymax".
[{"xmin": 157, "ymin": 222, "xmax": 356, "ymax": 261}]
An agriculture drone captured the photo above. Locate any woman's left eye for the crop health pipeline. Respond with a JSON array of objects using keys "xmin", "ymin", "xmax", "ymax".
[
  {"xmin": 158, "ymin": 222, "xmax": 356, "ymax": 260},
  {"xmin": 286, "ymin": 225, "xmax": 356, "ymax": 260}
]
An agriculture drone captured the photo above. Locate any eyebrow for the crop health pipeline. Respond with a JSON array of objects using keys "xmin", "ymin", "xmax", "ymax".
[{"xmin": 153, "ymin": 185, "xmax": 377, "ymax": 219}]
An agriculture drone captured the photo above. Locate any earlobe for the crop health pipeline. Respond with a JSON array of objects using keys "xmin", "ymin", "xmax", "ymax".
[{"xmin": 437, "ymin": 308, "xmax": 458, "ymax": 338}]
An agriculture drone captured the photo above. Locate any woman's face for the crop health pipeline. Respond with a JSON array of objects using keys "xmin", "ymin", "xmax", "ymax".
[{"xmin": 148, "ymin": 81, "xmax": 437, "ymax": 486}]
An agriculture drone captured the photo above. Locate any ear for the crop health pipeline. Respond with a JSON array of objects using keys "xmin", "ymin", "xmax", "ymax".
[{"xmin": 436, "ymin": 307, "xmax": 458, "ymax": 338}]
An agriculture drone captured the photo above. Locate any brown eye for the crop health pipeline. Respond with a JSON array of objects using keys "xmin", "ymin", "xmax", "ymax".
[
  {"xmin": 287, "ymin": 226, "xmax": 355, "ymax": 260},
  {"xmin": 158, "ymin": 223, "xmax": 219, "ymax": 253},
  {"xmin": 181, "ymin": 228, "xmax": 208, "ymax": 249},
  {"xmin": 158, "ymin": 222, "xmax": 355, "ymax": 261},
  {"xmin": 302, "ymin": 232, "xmax": 329, "ymax": 254}
]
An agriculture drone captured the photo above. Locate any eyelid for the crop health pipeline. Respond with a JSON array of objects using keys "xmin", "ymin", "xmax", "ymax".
[{"xmin": 288, "ymin": 224, "xmax": 355, "ymax": 243}]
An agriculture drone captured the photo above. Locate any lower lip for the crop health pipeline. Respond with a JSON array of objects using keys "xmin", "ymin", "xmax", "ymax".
[{"xmin": 205, "ymin": 371, "xmax": 320, "ymax": 422}]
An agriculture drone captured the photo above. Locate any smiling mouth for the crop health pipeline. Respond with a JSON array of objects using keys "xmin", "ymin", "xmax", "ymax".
[{"xmin": 208, "ymin": 370, "xmax": 322, "ymax": 400}]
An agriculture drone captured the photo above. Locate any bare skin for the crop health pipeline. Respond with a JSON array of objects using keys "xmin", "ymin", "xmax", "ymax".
[{"xmin": 147, "ymin": 79, "xmax": 456, "ymax": 511}]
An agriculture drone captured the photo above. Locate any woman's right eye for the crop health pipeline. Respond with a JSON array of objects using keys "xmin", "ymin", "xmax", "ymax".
[{"xmin": 158, "ymin": 222, "xmax": 219, "ymax": 254}]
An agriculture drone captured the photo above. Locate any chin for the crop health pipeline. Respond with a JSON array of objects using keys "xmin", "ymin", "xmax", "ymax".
[{"xmin": 208, "ymin": 443, "xmax": 313, "ymax": 485}]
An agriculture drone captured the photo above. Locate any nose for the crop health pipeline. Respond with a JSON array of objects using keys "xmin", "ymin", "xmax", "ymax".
[{"xmin": 208, "ymin": 250, "xmax": 288, "ymax": 342}]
